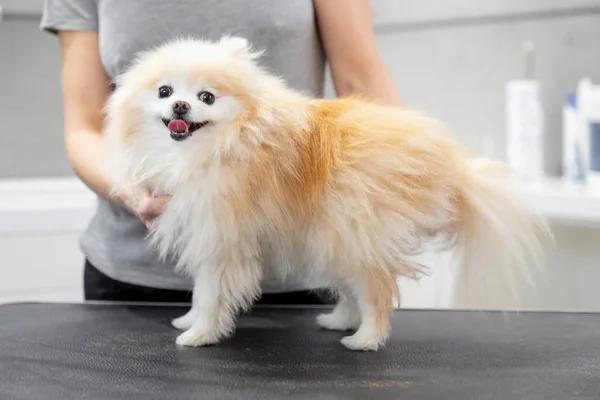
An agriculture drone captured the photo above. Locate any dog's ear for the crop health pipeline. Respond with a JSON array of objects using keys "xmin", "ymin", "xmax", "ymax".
[
  {"xmin": 221, "ymin": 36, "xmax": 249, "ymax": 55},
  {"xmin": 220, "ymin": 36, "xmax": 263, "ymax": 60}
]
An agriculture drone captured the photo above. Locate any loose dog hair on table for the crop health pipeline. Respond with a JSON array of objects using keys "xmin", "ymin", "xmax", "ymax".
[{"xmin": 103, "ymin": 36, "xmax": 552, "ymax": 351}]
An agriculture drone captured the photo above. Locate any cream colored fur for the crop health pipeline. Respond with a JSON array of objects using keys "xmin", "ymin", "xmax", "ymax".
[{"xmin": 103, "ymin": 36, "xmax": 552, "ymax": 351}]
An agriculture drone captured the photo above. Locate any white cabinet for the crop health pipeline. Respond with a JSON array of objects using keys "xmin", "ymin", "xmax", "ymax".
[{"xmin": 0, "ymin": 178, "xmax": 96, "ymax": 305}]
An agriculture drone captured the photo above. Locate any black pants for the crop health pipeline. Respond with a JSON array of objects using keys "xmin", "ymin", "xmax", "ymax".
[{"xmin": 83, "ymin": 260, "xmax": 333, "ymax": 305}]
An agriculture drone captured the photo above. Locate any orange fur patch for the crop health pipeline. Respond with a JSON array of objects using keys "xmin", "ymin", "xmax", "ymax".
[{"xmin": 247, "ymin": 97, "xmax": 464, "ymax": 229}]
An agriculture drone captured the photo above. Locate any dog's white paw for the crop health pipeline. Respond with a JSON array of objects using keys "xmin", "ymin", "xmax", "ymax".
[
  {"xmin": 175, "ymin": 328, "xmax": 220, "ymax": 347},
  {"xmin": 316, "ymin": 312, "xmax": 359, "ymax": 331},
  {"xmin": 340, "ymin": 334, "xmax": 380, "ymax": 352},
  {"xmin": 171, "ymin": 313, "xmax": 195, "ymax": 331}
]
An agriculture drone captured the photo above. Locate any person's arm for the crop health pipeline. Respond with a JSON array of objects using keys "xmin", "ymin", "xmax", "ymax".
[
  {"xmin": 313, "ymin": 0, "xmax": 402, "ymax": 106},
  {"xmin": 59, "ymin": 31, "xmax": 114, "ymax": 202},
  {"xmin": 58, "ymin": 30, "xmax": 166, "ymax": 228}
]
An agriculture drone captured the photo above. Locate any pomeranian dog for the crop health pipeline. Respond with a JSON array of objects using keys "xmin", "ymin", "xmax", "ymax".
[{"xmin": 104, "ymin": 36, "xmax": 551, "ymax": 351}]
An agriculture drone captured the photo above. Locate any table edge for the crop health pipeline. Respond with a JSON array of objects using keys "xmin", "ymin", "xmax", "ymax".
[{"xmin": 2, "ymin": 301, "xmax": 600, "ymax": 315}]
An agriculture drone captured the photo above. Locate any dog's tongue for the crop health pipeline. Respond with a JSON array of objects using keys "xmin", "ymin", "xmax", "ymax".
[{"xmin": 168, "ymin": 119, "xmax": 189, "ymax": 134}]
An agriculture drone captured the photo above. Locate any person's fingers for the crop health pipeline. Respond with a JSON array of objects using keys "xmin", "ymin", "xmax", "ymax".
[
  {"xmin": 136, "ymin": 196, "xmax": 155, "ymax": 220},
  {"xmin": 143, "ymin": 198, "xmax": 168, "ymax": 231},
  {"xmin": 149, "ymin": 195, "xmax": 168, "ymax": 215},
  {"xmin": 137, "ymin": 193, "xmax": 170, "ymax": 227}
]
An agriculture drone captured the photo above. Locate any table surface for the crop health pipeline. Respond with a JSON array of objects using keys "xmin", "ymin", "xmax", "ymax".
[{"xmin": 1, "ymin": 302, "xmax": 599, "ymax": 400}]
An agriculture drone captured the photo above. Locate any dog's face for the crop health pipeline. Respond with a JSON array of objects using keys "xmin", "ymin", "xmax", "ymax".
[
  {"xmin": 107, "ymin": 37, "xmax": 266, "ymax": 146},
  {"xmin": 153, "ymin": 79, "xmax": 224, "ymax": 142}
]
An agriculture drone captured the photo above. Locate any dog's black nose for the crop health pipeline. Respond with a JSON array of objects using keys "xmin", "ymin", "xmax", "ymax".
[{"xmin": 172, "ymin": 101, "xmax": 191, "ymax": 115}]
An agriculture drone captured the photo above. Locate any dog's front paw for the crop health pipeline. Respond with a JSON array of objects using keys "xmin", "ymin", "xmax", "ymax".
[
  {"xmin": 316, "ymin": 312, "xmax": 360, "ymax": 331},
  {"xmin": 175, "ymin": 328, "xmax": 220, "ymax": 347},
  {"xmin": 171, "ymin": 312, "xmax": 195, "ymax": 331},
  {"xmin": 340, "ymin": 333, "xmax": 380, "ymax": 352}
]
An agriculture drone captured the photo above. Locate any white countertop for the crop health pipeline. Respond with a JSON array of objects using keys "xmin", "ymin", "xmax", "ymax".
[
  {"xmin": 1, "ymin": 175, "xmax": 599, "ymax": 235},
  {"xmin": 517, "ymin": 176, "xmax": 600, "ymax": 228}
]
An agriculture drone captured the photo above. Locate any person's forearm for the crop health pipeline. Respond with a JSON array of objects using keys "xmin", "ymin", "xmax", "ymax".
[
  {"xmin": 332, "ymin": 59, "xmax": 402, "ymax": 107},
  {"xmin": 313, "ymin": 0, "xmax": 402, "ymax": 107},
  {"xmin": 65, "ymin": 130, "xmax": 131, "ymax": 209},
  {"xmin": 66, "ymin": 129, "xmax": 168, "ymax": 227}
]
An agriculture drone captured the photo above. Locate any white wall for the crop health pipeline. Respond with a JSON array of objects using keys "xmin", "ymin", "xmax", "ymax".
[
  {"xmin": 325, "ymin": 0, "xmax": 600, "ymax": 176},
  {"xmin": 3, "ymin": 1, "xmax": 600, "ymax": 177},
  {"xmin": 0, "ymin": 2, "xmax": 69, "ymax": 178}
]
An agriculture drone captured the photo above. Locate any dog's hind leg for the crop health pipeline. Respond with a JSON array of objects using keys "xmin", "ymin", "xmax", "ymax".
[{"xmin": 339, "ymin": 268, "xmax": 398, "ymax": 351}]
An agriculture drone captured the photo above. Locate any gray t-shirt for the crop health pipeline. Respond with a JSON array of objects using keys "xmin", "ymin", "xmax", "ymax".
[{"xmin": 40, "ymin": 0, "xmax": 326, "ymax": 292}]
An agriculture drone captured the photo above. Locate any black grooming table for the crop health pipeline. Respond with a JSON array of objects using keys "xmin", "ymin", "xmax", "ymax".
[{"xmin": 1, "ymin": 303, "xmax": 599, "ymax": 400}]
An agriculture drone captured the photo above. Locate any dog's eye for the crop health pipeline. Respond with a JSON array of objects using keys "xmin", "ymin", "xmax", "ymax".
[
  {"xmin": 158, "ymin": 86, "xmax": 172, "ymax": 98},
  {"xmin": 198, "ymin": 91, "xmax": 215, "ymax": 105}
]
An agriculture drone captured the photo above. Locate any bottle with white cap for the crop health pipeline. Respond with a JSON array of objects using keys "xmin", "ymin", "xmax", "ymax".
[{"xmin": 505, "ymin": 40, "xmax": 544, "ymax": 181}]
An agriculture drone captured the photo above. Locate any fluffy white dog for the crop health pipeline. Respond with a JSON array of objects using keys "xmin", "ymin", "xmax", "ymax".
[{"xmin": 103, "ymin": 36, "xmax": 551, "ymax": 351}]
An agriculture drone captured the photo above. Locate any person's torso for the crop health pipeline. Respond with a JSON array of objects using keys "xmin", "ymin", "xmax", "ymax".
[
  {"xmin": 97, "ymin": 0, "xmax": 325, "ymax": 97},
  {"xmin": 83, "ymin": 0, "xmax": 326, "ymax": 291}
]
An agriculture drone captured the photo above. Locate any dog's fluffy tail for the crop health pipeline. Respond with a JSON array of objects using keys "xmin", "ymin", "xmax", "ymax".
[{"xmin": 450, "ymin": 158, "xmax": 553, "ymax": 308}]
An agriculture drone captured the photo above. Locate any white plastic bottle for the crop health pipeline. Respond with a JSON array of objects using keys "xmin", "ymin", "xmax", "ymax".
[
  {"xmin": 505, "ymin": 41, "xmax": 544, "ymax": 181},
  {"xmin": 578, "ymin": 78, "xmax": 600, "ymax": 192}
]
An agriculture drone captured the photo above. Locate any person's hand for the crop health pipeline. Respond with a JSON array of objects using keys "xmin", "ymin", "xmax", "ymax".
[
  {"xmin": 121, "ymin": 186, "xmax": 170, "ymax": 230},
  {"xmin": 136, "ymin": 189, "xmax": 170, "ymax": 230}
]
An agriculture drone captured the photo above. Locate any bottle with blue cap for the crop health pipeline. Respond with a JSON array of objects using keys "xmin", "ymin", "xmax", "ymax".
[{"xmin": 562, "ymin": 91, "xmax": 586, "ymax": 182}]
